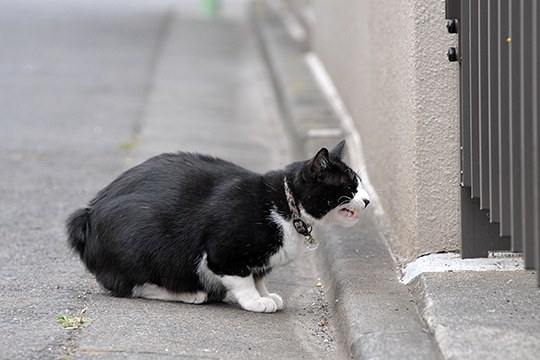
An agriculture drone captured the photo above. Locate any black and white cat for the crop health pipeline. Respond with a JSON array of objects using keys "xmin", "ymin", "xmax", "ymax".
[{"xmin": 66, "ymin": 140, "xmax": 370, "ymax": 313}]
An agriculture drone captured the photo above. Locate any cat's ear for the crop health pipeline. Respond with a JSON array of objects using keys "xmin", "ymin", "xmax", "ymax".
[
  {"xmin": 309, "ymin": 147, "xmax": 331, "ymax": 178},
  {"xmin": 329, "ymin": 140, "xmax": 346, "ymax": 160}
]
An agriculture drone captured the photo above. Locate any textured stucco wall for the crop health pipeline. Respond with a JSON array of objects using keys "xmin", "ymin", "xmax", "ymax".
[{"xmin": 312, "ymin": 0, "xmax": 461, "ymax": 262}]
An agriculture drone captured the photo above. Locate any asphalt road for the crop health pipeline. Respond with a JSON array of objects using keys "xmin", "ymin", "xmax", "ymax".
[{"xmin": 0, "ymin": 1, "xmax": 342, "ymax": 358}]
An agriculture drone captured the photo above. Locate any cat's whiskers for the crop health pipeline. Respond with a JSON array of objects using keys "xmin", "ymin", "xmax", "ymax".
[{"xmin": 337, "ymin": 196, "xmax": 352, "ymax": 207}]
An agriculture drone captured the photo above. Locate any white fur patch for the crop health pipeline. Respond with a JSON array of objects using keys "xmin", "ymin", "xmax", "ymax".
[
  {"xmin": 132, "ymin": 283, "xmax": 207, "ymax": 304},
  {"xmin": 197, "ymin": 253, "xmax": 226, "ymax": 296},
  {"xmin": 221, "ymin": 274, "xmax": 278, "ymax": 313},
  {"xmin": 268, "ymin": 209, "xmax": 304, "ymax": 268}
]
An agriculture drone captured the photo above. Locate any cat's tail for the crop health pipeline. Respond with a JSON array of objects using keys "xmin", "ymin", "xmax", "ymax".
[{"xmin": 66, "ymin": 207, "xmax": 90, "ymax": 257}]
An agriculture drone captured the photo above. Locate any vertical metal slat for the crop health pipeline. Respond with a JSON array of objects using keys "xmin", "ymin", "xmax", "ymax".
[
  {"xmin": 488, "ymin": 0, "xmax": 500, "ymax": 222},
  {"xmin": 533, "ymin": 0, "xmax": 540, "ymax": 286},
  {"xmin": 521, "ymin": 0, "xmax": 535, "ymax": 268},
  {"xmin": 498, "ymin": 0, "xmax": 512, "ymax": 236},
  {"xmin": 479, "ymin": 0, "xmax": 491, "ymax": 210},
  {"xmin": 510, "ymin": 0, "xmax": 523, "ymax": 252},
  {"xmin": 470, "ymin": 0, "xmax": 481, "ymax": 198},
  {"xmin": 461, "ymin": 0, "xmax": 471, "ymax": 187}
]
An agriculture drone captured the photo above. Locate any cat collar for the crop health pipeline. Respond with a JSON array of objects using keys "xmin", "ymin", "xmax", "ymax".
[{"xmin": 283, "ymin": 178, "xmax": 319, "ymax": 250}]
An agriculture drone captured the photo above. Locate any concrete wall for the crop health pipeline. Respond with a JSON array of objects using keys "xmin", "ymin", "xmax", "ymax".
[{"xmin": 311, "ymin": 0, "xmax": 461, "ymax": 262}]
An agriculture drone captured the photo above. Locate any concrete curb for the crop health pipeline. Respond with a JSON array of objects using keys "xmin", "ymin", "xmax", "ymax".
[{"xmin": 252, "ymin": 2, "xmax": 443, "ymax": 359}]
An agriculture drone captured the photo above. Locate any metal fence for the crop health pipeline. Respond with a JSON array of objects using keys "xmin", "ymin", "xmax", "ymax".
[{"xmin": 446, "ymin": 0, "xmax": 539, "ymax": 285}]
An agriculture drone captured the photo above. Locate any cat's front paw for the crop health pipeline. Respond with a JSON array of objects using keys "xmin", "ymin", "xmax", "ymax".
[
  {"xmin": 240, "ymin": 297, "xmax": 278, "ymax": 313},
  {"xmin": 266, "ymin": 293, "xmax": 283, "ymax": 310}
]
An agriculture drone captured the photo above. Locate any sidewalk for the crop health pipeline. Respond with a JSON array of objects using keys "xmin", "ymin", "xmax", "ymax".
[{"xmin": 254, "ymin": 1, "xmax": 540, "ymax": 359}]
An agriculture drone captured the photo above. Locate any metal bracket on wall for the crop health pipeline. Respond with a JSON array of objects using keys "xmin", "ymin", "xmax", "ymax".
[{"xmin": 446, "ymin": 0, "xmax": 460, "ymax": 63}]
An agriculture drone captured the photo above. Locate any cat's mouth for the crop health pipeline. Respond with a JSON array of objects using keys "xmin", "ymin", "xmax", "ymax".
[{"xmin": 338, "ymin": 207, "xmax": 359, "ymax": 221}]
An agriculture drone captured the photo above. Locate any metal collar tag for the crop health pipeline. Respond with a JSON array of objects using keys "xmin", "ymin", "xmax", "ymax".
[{"xmin": 284, "ymin": 178, "xmax": 319, "ymax": 250}]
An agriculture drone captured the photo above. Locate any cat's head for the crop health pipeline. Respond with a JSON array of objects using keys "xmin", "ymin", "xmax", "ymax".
[{"xmin": 291, "ymin": 140, "xmax": 370, "ymax": 227}]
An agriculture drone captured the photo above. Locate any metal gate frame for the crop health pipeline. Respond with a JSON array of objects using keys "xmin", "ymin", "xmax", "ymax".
[{"xmin": 446, "ymin": 0, "xmax": 539, "ymax": 286}]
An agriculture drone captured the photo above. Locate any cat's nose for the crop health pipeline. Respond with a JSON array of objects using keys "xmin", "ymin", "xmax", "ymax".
[{"xmin": 363, "ymin": 199, "xmax": 370, "ymax": 208}]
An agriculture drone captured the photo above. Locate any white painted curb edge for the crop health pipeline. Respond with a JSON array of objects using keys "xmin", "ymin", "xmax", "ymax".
[{"xmin": 400, "ymin": 252, "xmax": 525, "ymax": 285}]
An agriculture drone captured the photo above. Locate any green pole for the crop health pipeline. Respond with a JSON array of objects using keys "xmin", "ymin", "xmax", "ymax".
[{"xmin": 201, "ymin": 0, "xmax": 220, "ymax": 18}]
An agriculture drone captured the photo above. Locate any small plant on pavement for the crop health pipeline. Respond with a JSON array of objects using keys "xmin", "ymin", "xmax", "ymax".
[{"xmin": 57, "ymin": 308, "xmax": 89, "ymax": 330}]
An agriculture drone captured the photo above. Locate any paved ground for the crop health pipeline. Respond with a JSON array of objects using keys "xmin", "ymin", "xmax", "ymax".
[
  {"xmin": 5, "ymin": 1, "xmax": 538, "ymax": 359},
  {"xmin": 0, "ymin": 1, "xmax": 344, "ymax": 358}
]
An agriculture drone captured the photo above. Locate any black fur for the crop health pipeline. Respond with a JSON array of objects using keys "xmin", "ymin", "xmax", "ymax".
[{"xmin": 66, "ymin": 141, "xmax": 361, "ymax": 301}]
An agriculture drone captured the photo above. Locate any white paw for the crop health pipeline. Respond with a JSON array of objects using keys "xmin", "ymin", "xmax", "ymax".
[
  {"xmin": 266, "ymin": 293, "xmax": 283, "ymax": 310},
  {"xmin": 241, "ymin": 297, "xmax": 278, "ymax": 313},
  {"xmin": 187, "ymin": 291, "xmax": 208, "ymax": 304}
]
